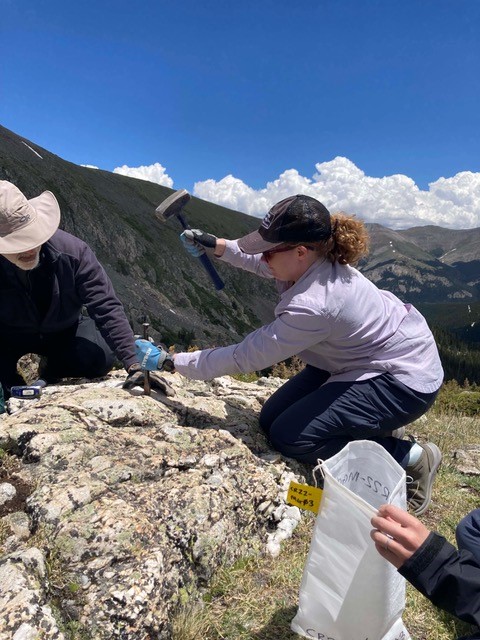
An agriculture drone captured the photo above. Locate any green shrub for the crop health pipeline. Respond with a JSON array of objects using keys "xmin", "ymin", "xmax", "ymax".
[
  {"xmin": 435, "ymin": 380, "xmax": 480, "ymax": 416},
  {"xmin": 231, "ymin": 372, "xmax": 261, "ymax": 383},
  {"xmin": 270, "ymin": 356, "xmax": 304, "ymax": 379}
]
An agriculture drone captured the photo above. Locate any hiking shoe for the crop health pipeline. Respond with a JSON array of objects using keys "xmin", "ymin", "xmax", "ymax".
[{"xmin": 406, "ymin": 442, "xmax": 442, "ymax": 516}]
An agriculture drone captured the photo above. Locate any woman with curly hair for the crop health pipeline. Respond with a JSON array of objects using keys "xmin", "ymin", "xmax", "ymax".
[{"xmin": 136, "ymin": 195, "xmax": 444, "ymax": 515}]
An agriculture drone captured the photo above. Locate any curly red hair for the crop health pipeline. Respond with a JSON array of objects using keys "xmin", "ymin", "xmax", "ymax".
[{"xmin": 314, "ymin": 212, "xmax": 369, "ymax": 265}]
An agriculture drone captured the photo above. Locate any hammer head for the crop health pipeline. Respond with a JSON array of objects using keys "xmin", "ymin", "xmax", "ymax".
[{"xmin": 155, "ymin": 189, "xmax": 191, "ymax": 222}]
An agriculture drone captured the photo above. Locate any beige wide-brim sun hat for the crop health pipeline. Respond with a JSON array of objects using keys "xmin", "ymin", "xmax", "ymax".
[{"xmin": 0, "ymin": 180, "xmax": 61, "ymax": 254}]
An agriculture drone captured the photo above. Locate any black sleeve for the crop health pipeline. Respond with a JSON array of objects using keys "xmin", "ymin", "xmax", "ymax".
[
  {"xmin": 400, "ymin": 532, "xmax": 480, "ymax": 629},
  {"xmin": 74, "ymin": 242, "xmax": 137, "ymax": 370}
]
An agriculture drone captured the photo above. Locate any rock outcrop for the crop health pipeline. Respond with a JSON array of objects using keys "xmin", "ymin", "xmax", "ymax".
[
  {"xmin": 0, "ymin": 373, "xmax": 304, "ymax": 639},
  {"xmin": 453, "ymin": 444, "xmax": 480, "ymax": 475}
]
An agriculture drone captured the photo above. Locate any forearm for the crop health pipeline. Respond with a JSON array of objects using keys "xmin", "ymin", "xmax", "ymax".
[
  {"xmin": 400, "ymin": 533, "xmax": 480, "ymax": 627},
  {"xmin": 183, "ymin": 233, "xmax": 271, "ymax": 277},
  {"xmin": 173, "ymin": 312, "xmax": 322, "ymax": 380},
  {"xmin": 214, "ymin": 238, "xmax": 226, "ymax": 257},
  {"xmin": 218, "ymin": 240, "xmax": 273, "ymax": 277},
  {"xmin": 88, "ymin": 298, "xmax": 137, "ymax": 370}
]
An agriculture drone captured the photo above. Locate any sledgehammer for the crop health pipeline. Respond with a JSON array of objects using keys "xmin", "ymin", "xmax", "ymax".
[{"xmin": 155, "ymin": 189, "xmax": 225, "ymax": 290}]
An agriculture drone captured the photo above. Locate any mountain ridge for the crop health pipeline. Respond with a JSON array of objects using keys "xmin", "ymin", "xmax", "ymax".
[
  {"xmin": 0, "ymin": 124, "xmax": 279, "ymax": 348},
  {"xmin": 1, "ymin": 123, "xmax": 480, "ymax": 355}
]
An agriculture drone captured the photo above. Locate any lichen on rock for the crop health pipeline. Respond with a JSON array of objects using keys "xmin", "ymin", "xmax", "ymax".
[{"xmin": 0, "ymin": 372, "xmax": 305, "ymax": 639}]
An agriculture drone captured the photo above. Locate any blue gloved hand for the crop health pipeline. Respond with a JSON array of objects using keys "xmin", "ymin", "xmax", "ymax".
[
  {"xmin": 180, "ymin": 229, "xmax": 217, "ymax": 257},
  {"xmin": 135, "ymin": 339, "xmax": 175, "ymax": 372}
]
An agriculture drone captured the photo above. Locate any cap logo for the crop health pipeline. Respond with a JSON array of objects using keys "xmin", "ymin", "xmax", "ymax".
[{"xmin": 261, "ymin": 210, "xmax": 276, "ymax": 230}]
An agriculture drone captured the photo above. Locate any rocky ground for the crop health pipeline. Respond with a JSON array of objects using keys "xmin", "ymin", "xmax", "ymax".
[{"xmin": 0, "ymin": 372, "xmax": 307, "ymax": 640}]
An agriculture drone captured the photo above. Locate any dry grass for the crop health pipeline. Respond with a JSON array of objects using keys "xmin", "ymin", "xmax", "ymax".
[
  {"xmin": 0, "ymin": 448, "xmax": 23, "ymax": 476},
  {"xmin": 172, "ymin": 400, "xmax": 480, "ymax": 640},
  {"xmin": 172, "ymin": 516, "xmax": 314, "ymax": 640}
]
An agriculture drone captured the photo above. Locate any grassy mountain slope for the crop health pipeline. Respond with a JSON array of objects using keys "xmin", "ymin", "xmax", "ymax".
[
  {"xmin": 0, "ymin": 124, "xmax": 278, "ymax": 348},
  {"xmin": 2, "ymin": 124, "xmax": 480, "ymax": 377}
]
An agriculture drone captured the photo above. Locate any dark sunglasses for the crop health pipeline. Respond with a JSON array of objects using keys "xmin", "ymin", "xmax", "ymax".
[{"xmin": 262, "ymin": 244, "xmax": 315, "ymax": 261}]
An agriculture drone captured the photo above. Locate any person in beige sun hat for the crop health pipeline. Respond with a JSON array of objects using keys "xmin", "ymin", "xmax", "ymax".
[
  {"xmin": 0, "ymin": 182, "xmax": 60, "ymax": 255},
  {"xmin": 0, "ymin": 180, "xmax": 163, "ymax": 403}
]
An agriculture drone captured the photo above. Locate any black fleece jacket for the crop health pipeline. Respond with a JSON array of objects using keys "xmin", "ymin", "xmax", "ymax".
[
  {"xmin": 400, "ymin": 530, "xmax": 480, "ymax": 640},
  {"xmin": 0, "ymin": 229, "xmax": 137, "ymax": 370}
]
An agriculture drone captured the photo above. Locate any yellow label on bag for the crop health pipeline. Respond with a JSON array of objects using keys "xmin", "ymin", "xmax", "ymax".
[{"xmin": 287, "ymin": 481, "xmax": 323, "ymax": 514}]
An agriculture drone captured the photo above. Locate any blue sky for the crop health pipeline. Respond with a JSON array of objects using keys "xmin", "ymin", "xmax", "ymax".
[{"xmin": 1, "ymin": 0, "xmax": 480, "ymax": 228}]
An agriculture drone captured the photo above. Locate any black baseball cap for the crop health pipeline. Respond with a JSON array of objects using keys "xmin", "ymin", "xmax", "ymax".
[{"xmin": 237, "ymin": 195, "xmax": 332, "ymax": 254}]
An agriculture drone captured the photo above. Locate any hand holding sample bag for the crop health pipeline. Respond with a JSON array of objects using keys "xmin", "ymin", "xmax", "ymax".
[{"xmin": 291, "ymin": 440, "xmax": 411, "ymax": 640}]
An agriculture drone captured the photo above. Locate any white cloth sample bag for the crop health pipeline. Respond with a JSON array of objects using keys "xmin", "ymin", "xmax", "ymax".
[{"xmin": 291, "ymin": 440, "xmax": 411, "ymax": 640}]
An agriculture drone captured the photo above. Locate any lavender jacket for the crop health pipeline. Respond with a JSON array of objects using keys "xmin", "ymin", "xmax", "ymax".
[{"xmin": 174, "ymin": 241, "xmax": 443, "ymax": 393}]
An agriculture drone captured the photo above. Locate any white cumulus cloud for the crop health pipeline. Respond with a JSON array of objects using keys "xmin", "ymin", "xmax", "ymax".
[
  {"xmin": 193, "ymin": 157, "xmax": 480, "ymax": 230},
  {"xmin": 113, "ymin": 162, "xmax": 174, "ymax": 188}
]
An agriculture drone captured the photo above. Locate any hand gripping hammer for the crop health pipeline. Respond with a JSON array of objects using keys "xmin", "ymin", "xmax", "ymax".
[{"xmin": 155, "ymin": 189, "xmax": 225, "ymax": 290}]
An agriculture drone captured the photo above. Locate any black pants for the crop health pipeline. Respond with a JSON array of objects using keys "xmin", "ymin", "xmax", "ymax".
[
  {"xmin": 259, "ymin": 365, "xmax": 438, "ymax": 467},
  {"xmin": 456, "ymin": 509, "xmax": 480, "ymax": 565},
  {"xmin": 0, "ymin": 316, "xmax": 115, "ymax": 397}
]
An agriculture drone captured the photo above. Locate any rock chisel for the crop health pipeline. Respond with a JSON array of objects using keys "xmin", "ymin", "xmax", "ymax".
[{"xmin": 142, "ymin": 318, "xmax": 151, "ymax": 396}]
